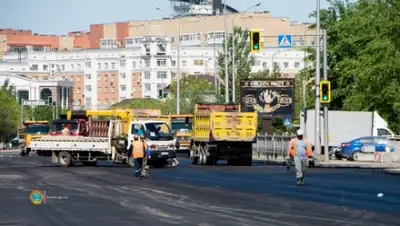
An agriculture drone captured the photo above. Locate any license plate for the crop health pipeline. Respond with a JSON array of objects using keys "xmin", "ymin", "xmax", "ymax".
[{"xmin": 161, "ymin": 152, "xmax": 169, "ymax": 156}]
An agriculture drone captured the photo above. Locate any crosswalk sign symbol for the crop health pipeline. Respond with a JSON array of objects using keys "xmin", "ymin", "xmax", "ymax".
[
  {"xmin": 278, "ymin": 35, "xmax": 292, "ymax": 48},
  {"xmin": 283, "ymin": 118, "xmax": 291, "ymax": 127}
]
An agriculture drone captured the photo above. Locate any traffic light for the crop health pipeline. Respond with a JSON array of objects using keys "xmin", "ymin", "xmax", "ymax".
[
  {"xmin": 319, "ymin": 81, "xmax": 331, "ymax": 104},
  {"xmin": 250, "ymin": 30, "xmax": 262, "ymax": 52}
]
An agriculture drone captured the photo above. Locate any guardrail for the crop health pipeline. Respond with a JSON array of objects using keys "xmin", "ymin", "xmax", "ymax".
[{"xmin": 252, "ymin": 134, "xmax": 293, "ymax": 163}]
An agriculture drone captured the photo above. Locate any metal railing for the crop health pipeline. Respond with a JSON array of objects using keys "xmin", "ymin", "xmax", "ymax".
[{"xmin": 252, "ymin": 134, "xmax": 293, "ymax": 163}]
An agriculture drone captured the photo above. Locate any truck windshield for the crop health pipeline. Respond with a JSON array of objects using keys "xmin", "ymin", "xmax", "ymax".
[
  {"xmin": 26, "ymin": 125, "xmax": 50, "ymax": 134},
  {"xmin": 171, "ymin": 122, "xmax": 192, "ymax": 132},
  {"xmin": 145, "ymin": 122, "xmax": 174, "ymax": 141}
]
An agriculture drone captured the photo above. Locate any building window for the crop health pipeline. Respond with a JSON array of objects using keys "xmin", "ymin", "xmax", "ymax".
[
  {"xmin": 120, "ymin": 73, "xmax": 126, "ymax": 79},
  {"xmin": 86, "ymin": 62, "xmax": 91, "ymax": 68},
  {"xmin": 120, "ymin": 60, "xmax": 126, "ymax": 67},
  {"xmin": 61, "ymin": 64, "xmax": 65, "ymax": 70},
  {"xmin": 111, "ymin": 88, "xmax": 115, "ymax": 93},
  {"xmin": 77, "ymin": 64, "xmax": 81, "ymax": 70},
  {"xmin": 262, "ymin": 62, "xmax": 268, "ymax": 69},
  {"xmin": 104, "ymin": 63, "xmax": 108, "ymax": 69},
  {"xmin": 144, "ymin": 72, "xmax": 151, "ymax": 79},
  {"xmin": 120, "ymin": 85, "xmax": 126, "ymax": 91},
  {"xmin": 85, "ymin": 97, "xmax": 91, "ymax": 106},
  {"xmin": 111, "ymin": 62, "xmax": 116, "ymax": 69},
  {"xmin": 283, "ymin": 62, "xmax": 289, "ymax": 68},
  {"xmin": 194, "ymin": 60, "xmax": 204, "ymax": 66},
  {"xmin": 182, "ymin": 60, "xmax": 187, "ymax": 67},
  {"xmin": 77, "ymin": 88, "xmax": 80, "ymax": 94},
  {"xmin": 157, "ymin": 71, "xmax": 167, "ymax": 79},
  {"xmin": 111, "ymin": 74, "xmax": 115, "ymax": 82},
  {"xmin": 171, "ymin": 72, "xmax": 176, "ymax": 79},
  {"xmin": 43, "ymin": 65, "xmax": 48, "ymax": 71},
  {"xmin": 30, "ymin": 64, "xmax": 38, "ymax": 71},
  {"xmin": 157, "ymin": 59, "xmax": 167, "ymax": 67},
  {"xmin": 98, "ymin": 87, "xmax": 102, "ymax": 93},
  {"xmin": 172, "ymin": 60, "xmax": 176, "ymax": 67},
  {"xmin": 254, "ymin": 61, "xmax": 260, "ymax": 66},
  {"xmin": 144, "ymin": 95, "xmax": 151, "ymax": 98},
  {"xmin": 85, "ymin": 85, "xmax": 91, "ymax": 91},
  {"xmin": 132, "ymin": 61, "xmax": 136, "ymax": 68},
  {"xmin": 294, "ymin": 62, "xmax": 300, "ymax": 68},
  {"xmin": 144, "ymin": 60, "xmax": 150, "ymax": 67},
  {"xmin": 144, "ymin": 83, "xmax": 151, "ymax": 91},
  {"xmin": 71, "ymin": 64, "xmax": 75, "ymax": 70},
  {"xmin": 97, "ymin": 63, "xmax": 101, "ymax": 70}
]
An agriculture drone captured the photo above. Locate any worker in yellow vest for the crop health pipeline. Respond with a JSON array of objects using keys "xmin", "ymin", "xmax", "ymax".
[
  {"xmin": 287, "ymin": 129, "xmax": 312, "ymax": 185},
  {"xmin": 130, "ymin": 135, "xmax": 147, "ymax": 178}
]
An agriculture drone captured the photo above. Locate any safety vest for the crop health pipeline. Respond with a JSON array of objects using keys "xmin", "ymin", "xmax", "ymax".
[
  {"xmin": 288, "ymin": 138, "xmax": 312, "ymax": 157},
  {"xmin": 132, "ymin": 140, "xmax": 145, "ymax": 158}
]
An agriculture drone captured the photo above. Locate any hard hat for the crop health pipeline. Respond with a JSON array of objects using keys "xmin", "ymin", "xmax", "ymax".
[{"xmin": 296, "ymin": 129, "xmax": 304, "ymax": 136}]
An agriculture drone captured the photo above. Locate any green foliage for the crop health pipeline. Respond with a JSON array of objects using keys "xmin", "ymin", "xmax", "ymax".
[
  {"xmin": 0, "ymin": 79, "xmax": 19, "ymax": 142},
  {"xmin": 305, "ymin": 0, "xmax": 400, "ymax": 132},
  {"xmin": 217, "ymin": 26, "xmax": 255, "ymax": 103},
  {"xmin": 110, "ymin": 75, "xmax": 218, "ymax": 114}
]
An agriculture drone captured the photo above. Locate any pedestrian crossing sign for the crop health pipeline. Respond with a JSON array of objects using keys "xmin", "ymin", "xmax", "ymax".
[{"xmin": 277, "ymin": 35, "xmax": 292, "ymax": 48}]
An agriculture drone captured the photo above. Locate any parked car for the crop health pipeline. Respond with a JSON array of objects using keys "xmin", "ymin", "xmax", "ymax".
[{"xmin": 340, "ymin": 136, "xmax": 395, "ymax": 161}]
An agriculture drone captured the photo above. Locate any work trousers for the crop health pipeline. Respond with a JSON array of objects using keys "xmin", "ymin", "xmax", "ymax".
[
  {"xmin": 294, "ymin": 156, "xmax": 307, "ymax": 179},
  {"xmin": 134, "ymin": 158, "xmax": 143, "ymax": 177}
]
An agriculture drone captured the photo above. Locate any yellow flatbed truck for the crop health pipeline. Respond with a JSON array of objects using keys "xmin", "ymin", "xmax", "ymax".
[
  {"xmin": 190, "ymin": 104, "xmax": 257, "ymax": 166},
  {"xmin": 19, "ymin": 121, "xmax": 50, "ymax": 156}
]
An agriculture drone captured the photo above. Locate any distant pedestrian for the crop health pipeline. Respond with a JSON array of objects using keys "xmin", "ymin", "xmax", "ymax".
[{"xmin": 287, "ymin": 129, "xmax": 312, "ymax": 185}]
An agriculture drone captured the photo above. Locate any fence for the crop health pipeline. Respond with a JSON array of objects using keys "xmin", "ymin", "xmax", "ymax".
[{"xmin": 252, "ymin": 134, "xmax": 293, "ymax": 163}]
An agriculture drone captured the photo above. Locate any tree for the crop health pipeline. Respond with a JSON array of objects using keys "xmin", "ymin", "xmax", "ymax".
[
  {"xmin": 250, "ymin": 64, "xmax": 282, "ymax": 79},
  {"xmin": 217, "ymin": 26, "xmax": 255, "ymax": 103},
  {"xmin": 168, "ymin": 75, "xmax": 219, "ymax": 114},
  {"xmin": 305, "ymin": 0, "xmax": 400, "ymax": 132},
  {"xmin": 0, "ymin": 79, "xmax": 19, "ymax": 142}
]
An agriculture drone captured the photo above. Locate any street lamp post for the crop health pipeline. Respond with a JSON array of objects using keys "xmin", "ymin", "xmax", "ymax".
[
  {"xmin": 223, "ymin": 0, "xmax": 229, "ymax": 103},
  {"xmin": 231, "ymin": 2, "xmax": 261, "ymax": 102},
  {"xmin": 314, "ymin": 0, "xmax": 322, "ymax": 157},
  {"xmin": 156, "ymin": 7, "xmax": 192, "ymax": 114}
]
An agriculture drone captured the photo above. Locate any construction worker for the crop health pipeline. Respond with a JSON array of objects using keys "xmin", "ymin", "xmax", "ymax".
[
  {"xmin": 61, "ymin": 124, "xmax": 70, "ymax": 136},
  {"xmin": 130, "ymin": 135, "xmax": 146, "ymax": 178},
  {"xmin": 287, "ymin": 129, "xmax": 312, "ymax": 186}
]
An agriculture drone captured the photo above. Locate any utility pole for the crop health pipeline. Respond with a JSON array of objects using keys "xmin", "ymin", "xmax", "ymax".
[
  {"xmin": 323, "ymin": 29, "xmax": 329, "ymax": 162},
  {"xmin": 223, "ymin": 0, "xmax": 229, "ymax": 103},
  {"xmin": 314, "ymin": 0, "xmax": 322, "ymax": 156}
]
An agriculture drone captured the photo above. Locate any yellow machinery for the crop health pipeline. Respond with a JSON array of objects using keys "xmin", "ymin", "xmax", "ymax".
[
  {"xmin": 19, "ymin": 120, "xmax": 50, "ymax": 155},
  {"xmin": 64, "ymin": 110, "xmax": 133, "ymax": 135},
  {"xmin": 190, "ymin": 103, "xmax": 257, "ymax": 166}
]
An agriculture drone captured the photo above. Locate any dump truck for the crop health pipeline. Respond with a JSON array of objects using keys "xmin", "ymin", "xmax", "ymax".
[
  {"xmin": 31, "ymin": 112, "xmax": 177, "ymax": 167},
  {"xmin": 19, "ymin": 120, "xmax": 50, "ymax": 156},
  {"xmin": 189, "ymin": 104, "xmax": 258, "ymax": 166}
]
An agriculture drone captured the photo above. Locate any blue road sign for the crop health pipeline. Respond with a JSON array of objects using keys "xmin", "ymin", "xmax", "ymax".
[
  {"xmin": 277, "ymin": 35, "xmax": 292, "ymax": 48},
  {"xmin": 283, "ymin": 118, "xmax": 291, "ymax": 127}
]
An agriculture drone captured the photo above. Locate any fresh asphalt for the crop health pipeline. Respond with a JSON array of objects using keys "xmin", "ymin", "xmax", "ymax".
[{"xmin": 0, "ymin": 152, "xmax": 399, "ymax": 226}]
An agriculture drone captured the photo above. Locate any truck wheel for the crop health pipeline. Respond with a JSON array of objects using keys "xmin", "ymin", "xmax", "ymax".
[
  {"xmin": 82, "ymin": 161, "xmax": 98, "ymax": 166},
  {"xmin": 239, "ymin": 157, "xmax": 252, "ymax": 166},
  {"xmin": 58, "ymin": 152, "xmax": 72, "ymax": 167},
  {"xmin": 227, "ymin": 159, "xmax": 237, "ymax": 166}
]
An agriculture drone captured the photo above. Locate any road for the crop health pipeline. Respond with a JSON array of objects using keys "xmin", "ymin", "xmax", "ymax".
[{"xmin": 0, "ymin": 154, "xmax": 399, "ymax": 226}]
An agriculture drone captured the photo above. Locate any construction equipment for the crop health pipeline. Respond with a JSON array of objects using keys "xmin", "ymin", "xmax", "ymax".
[
  {"xmin": 31, "ymin": 111, "xmax": 177, "ymax": 167},
  {"xmin": 19, "ymin": 121, "xmax": 50, "ymax": 156},
  {"xmin": 189, "ymin": 103, "xmax": 257, "ymax": 166}
]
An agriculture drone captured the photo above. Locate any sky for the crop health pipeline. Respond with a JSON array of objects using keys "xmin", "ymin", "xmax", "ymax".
[{"xmin": 0, "ymin": 0, "xmax": 330, "ymax": 35}]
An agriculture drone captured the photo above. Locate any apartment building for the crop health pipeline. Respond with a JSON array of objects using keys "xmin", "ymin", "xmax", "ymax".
[
  {"xmin": 0, "ymin": 35, "xmax": 307, "ymax": 110},
  {"xmin": 0, "ymin": 12, "xmax": 314, "ymax": 54}
]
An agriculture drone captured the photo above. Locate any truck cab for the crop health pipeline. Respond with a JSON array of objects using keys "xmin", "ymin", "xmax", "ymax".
[
  {"xmin": 128, "ymin": 120, "xmax": 177, "ymax": 165},
  {"xmin": 19, "ymin": 121, "xmax": 50, "ymax": 155}
]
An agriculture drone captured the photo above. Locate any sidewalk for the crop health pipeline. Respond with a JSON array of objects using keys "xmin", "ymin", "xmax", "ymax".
[{"xmin": 314, "ymin": 160, "xmax": 400, "ymax": 169}]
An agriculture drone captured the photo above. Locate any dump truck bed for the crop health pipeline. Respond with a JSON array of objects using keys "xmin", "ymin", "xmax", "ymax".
[{"xmin": 193, "ymin": 111, "xmax": 257, "ymax": 142}]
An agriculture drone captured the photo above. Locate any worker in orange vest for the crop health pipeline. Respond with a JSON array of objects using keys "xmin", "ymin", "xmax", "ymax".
[
  {"xmin": 287, "ymin": 129, "xmax": 312, "ymax": 185},
  {"xmin": 129, "ymin": 135, "xmax": 147, "ymax": 178}
]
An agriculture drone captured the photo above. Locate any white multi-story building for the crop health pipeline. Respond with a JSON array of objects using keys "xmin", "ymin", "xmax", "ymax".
[{"xmin": 0, "ymin": 35, "xmax": 307, "ymax": 109}]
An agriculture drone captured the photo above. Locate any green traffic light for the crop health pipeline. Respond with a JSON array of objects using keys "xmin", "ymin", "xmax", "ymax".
[
  {"xmin": 253, "ymin": 44, "xmax": 259, "ymax": 50},
  {"xmin": 323, "ymin": 96, "xmax": 328, "ymax": 101}
]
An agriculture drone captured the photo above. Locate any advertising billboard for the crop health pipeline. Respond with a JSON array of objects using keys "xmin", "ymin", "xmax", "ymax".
[{"xmin": 240, "ymin": 78, "xmax": 295, "ymax": 118}]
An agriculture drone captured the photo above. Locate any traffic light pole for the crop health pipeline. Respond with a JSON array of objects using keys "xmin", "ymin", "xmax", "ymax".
[
  {"xmin": 314, "ymin": 0, "xmax": 321, "ymax": 158},
  {"xmin": 323, "ymin": 29, "xmax": 329, "ymax": 162}
]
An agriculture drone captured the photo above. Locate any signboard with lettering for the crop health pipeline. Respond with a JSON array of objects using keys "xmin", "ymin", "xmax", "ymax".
[{"xmin": 240, "ymin": 78, "xmax": 295, "ymax": 118}]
